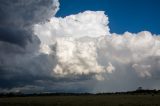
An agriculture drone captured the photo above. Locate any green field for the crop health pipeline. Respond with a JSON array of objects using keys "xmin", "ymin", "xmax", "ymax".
[{"xmin": 0, "ymin": 94, "xmax": 160, "ymax": 106}]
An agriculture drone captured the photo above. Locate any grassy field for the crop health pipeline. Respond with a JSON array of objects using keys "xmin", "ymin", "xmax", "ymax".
[{"xmin": 0, "ymin": 94, "xmax": 160, "ymax": 106}]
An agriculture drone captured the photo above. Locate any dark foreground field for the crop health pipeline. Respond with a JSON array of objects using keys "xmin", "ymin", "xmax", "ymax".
[{"xmin": 0, "ymin": 94, "xmax": 160, "ymax": 106}]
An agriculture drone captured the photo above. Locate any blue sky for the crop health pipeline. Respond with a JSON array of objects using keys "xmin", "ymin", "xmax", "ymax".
[{"xmin": 56, "ymin": 0, "xmax": 160, "ymax": 34}]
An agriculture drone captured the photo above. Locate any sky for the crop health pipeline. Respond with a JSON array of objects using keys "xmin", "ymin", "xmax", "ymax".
[
  {"xmin": 0, "ymin": 0, "xmax": 160, "ymax": 93},
  {"xmin": 57, "ymin": 0, "xmax": 160, "ymax": 34}
]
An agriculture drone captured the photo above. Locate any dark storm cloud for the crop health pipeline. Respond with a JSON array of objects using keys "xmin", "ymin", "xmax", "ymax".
[
  {"xmin": 0, "ymin": 0, "xmax": 58, "ymax": 25},
  {"xmin": 0, "ymin": 0, "xmax": 59, "ymax": 46},
  {"xmin": 0, "ymin": 27, "xmax": 32, "ymax": 47},
  {"xmin": 0, "ymin": 0, "xmax": 61, "ymax": 93}
]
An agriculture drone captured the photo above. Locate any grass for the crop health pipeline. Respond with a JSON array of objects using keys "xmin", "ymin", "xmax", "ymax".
[{"xmin": 0, "ymin": 94, "xmax": 160, "ymax": 106}]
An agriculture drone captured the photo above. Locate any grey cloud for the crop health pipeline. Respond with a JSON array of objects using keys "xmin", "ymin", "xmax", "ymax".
[
  {"xmin": 0, "ymin": 0, "xmax": 59, "ymax": 46},
  {"xmin": 0, "ymin": 0, "xmax": 59, "ymax": 27},
  {"xmin": 0, "ymin": 0, "xmax": 61, "ymax": 93},
  {"xmin": 0, "ymin": 27, "xmax": 32, "ymax": 47}
]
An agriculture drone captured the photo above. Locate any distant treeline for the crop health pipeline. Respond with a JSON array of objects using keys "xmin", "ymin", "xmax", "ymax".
[{"xmin": 1, "ymin": 88, "xmax": 160, "ymax": 97}]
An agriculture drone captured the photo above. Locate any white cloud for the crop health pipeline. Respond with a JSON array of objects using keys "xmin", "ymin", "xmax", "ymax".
[
  {"xmin": 34, "ymin": 11, "xmax": 112, "ymax": 80},
  {"xmin": 97, "ymin": 31, "xmax": 160, "ymax": 78},
  {"xmin": 34, "ymin": 9, "xmax": 160, "ymax": 81},
  {"xmin": 52, "ymin": 37, "xmax": 105, "ymax": 78}
]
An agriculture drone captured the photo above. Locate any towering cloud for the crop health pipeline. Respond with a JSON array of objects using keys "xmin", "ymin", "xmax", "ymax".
[
  {"xmin": 0, "ymin": 0, "xmax": 160, "ymax": 93},
  {"xmin": 34, "ymin": 11, "xmax": 112, "ymax": 80}
]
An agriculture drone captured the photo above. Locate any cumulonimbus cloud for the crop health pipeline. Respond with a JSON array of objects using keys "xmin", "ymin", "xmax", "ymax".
[{"xmin": 1, "ymin": 0, "xmax": 160, "ymax": 93}]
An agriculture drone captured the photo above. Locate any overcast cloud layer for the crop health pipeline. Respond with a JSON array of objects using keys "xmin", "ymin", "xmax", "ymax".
[{"xmin": 0, "ymin": 0, "xmax": 160, "ymax": 93}]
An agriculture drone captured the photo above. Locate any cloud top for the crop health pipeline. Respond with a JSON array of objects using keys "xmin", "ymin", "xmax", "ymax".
[{"xmin": 34, "ymin": 11, "xmax": 110, "ymax": 39}]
